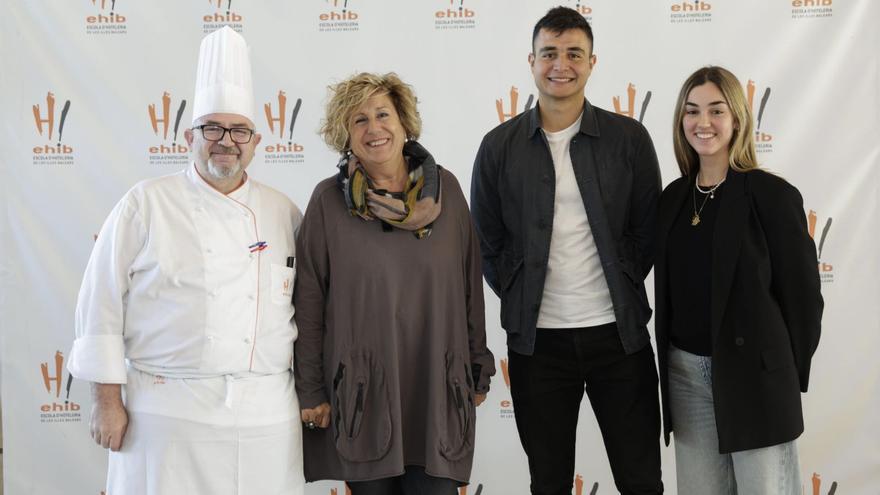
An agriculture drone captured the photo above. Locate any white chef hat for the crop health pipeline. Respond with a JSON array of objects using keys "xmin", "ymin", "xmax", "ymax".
[{"xmin": 191, "ymin": 26, "xmax": 255, "ymax": 125}]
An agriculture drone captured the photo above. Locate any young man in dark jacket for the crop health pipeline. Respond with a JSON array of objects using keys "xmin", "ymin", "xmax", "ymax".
[{"xmin": 470, "ymin": 7, "xmax": 663, "ymax": 495}]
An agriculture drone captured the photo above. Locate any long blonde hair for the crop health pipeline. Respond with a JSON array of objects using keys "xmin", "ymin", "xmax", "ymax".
[{"xmin": 672, "ymin": 66, "xmax": 759, "ymax": 177}]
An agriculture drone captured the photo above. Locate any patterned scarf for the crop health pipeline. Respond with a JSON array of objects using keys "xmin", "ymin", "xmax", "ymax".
[{"xmin": 337, "ymin": 141, "xmax": 442, "ymax": 239}]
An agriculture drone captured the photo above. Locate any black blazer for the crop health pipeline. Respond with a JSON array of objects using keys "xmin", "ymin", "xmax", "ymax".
[{"xmin": 655, "ymin": 169, "xmax": 823, "ymax": 453}]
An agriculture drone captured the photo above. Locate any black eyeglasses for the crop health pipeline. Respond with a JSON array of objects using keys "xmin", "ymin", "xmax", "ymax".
[{"xmin": 193, "ymin": 124, "xmax": 256, "ymax": 144}]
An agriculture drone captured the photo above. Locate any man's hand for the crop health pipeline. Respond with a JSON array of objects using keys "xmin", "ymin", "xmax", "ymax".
[
  {"xmin": 301, "ymin": 402, "xmax": 331, "ymax": 429},
  {"xmin": 90, "ymin": 383, "xmax": 128, "ymax": 451},
  {"xmin": 475, "ymin": 393, "xmax": 487, "ymax": 407}
]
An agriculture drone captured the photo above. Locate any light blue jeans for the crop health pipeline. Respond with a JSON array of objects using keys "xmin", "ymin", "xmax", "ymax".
[{"xmin": 667, "ymin": 345, "xmax": 801, "ymax": 495}]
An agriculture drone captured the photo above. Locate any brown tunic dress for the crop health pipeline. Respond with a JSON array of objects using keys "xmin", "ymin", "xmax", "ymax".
[{"xmin": 293, "ymin": 167, "xmax": 495, "ymax": 484}]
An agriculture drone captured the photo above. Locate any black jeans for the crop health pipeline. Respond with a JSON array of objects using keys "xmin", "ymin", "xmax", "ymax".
[
  {"xmin": 347, "ymin": 466, "xmax": 459, "ymax": 495},
  {"xmin": 508, "ymin": 323, "xmax": 663, "ymax": 495}
]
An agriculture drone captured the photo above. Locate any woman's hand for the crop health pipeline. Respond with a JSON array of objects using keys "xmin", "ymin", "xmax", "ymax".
[
  {"xmin": 301, "ymin": 402, "xmax": 331, "ymax": 429},
  {"xmin": 475, "ymin": 394, "xmax": 486, "ymax": 407}
]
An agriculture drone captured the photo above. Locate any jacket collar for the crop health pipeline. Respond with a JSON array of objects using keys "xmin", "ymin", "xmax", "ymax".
[
  {"xmin": 528, "ymin": 98, "xmax": 600, "ymax": 138},
  {"xmin": 186, "ymin": 162, "xmax": 251, "ymax": 202},
  {"xmin": 709, "ymin": 169, "xmax": 749, "ymax": 338}
]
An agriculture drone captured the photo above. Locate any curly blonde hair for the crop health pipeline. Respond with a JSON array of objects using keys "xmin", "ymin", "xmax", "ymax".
[
  {"xmin": 672, "ymin": 66, "xmax": 759, "ymax": 177},
  {"xmin": 320, "ymin": 72, "xmax": 422, "ymax": 153}
]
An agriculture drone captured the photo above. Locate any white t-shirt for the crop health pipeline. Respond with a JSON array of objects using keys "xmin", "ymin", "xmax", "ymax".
[{"xmin": 536, "ymin": 115, "xmax": 616, "ymax": 329}]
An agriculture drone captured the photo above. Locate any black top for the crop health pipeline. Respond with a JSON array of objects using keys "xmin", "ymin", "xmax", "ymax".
[{"xmin": 666, "ymin": 182, "xmax": 725, "ymax": 356}]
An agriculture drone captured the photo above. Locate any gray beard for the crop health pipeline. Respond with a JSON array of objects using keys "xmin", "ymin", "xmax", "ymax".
[{"xmin": 206, "ymin": 158, "xmax": 241, "ymax": 180}]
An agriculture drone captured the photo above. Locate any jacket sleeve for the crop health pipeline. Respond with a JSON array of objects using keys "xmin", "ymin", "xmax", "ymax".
[
  {"xmin": 293, "ymin": 187, "xmax": 331, "ymax": 408},
  {"xmin": 470, "ymin": 135, "xmax": 504, "ymax": 295},
  {"xmin": 68, "ymin": 192, "xmax": 146, "ymax": 384},
  {"xmin": 452, "ymin": 173, "xmax": 496, "ymax": 394},
  {"xmin": 626, "ymin": 124, "xmax": 662, "ymax": 279},
  {"xmin": 753, "ymin": 176, "xmax": 823, "ymax": 392}
]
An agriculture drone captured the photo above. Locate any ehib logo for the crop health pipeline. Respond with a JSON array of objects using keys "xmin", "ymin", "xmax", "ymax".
[
  {"xmin": 670, "ymin": 1, "xmax": 713, "ymax": 24},
  {"xmin": 568, "ymin": 0, "xmax": 593, "ymax": 17},
  {"xmin": 495, "ymin": 86, "xmax": 534, "ymax": 124},
  {"xmin": 499, "ymin": 358, "xmax": 510, "ymax": 389},
  {"xmin": 148, "ymin": 92, "xmax": 187, "ymax": 145},
  {"xmin": 808, "ymin": 209, "xmax": 834, "ymax": 282},
  {"xmin": 574, "ymin": 474, "xmax": 600, "ymax": 495},
  {"xmin": 263, "ymin": 91, "xmax": 305, "ymax": 164},
  {"xmin": 808, "ymin": 472, "xmax": 839, "ymax": 495},
  {"xmin": 745, "ymin": 79, "xmax": 774, "ymax": 151},
  {"xmin": 435, "ymin": 0, "xmax": 477, "ymax": 30},
  {"xmin": 320, "ymin": 0, "xmax": 360, "ymax": 32},
  {"xmin": 147, "ymin": 92, "xmax": 189, "ymax": 164},
  {"xmin": 792, "ymin": 0, "xmax": 833, "ymax": 19},
  {"xmin": 39, "ymin": 351, "xmax": 82, "ymax": 423},
  {"xmin": 204, "ymin": 0, "xmax": 243, "ymax": 33},
  {"xmin": 497, "ymin": 357, "xmax": 513, "ymax": 418},
  {"xmin": 32, "ymin": 92, "xmax": 71, "ymax": 146},
  {"xmin": 32, "ymin": 92, "xmax": 74, "ymax": 165},
  {"xmin": 612, "ymin": 83, "xmax": 652, "ymax": 123},
  {"xmin": 458, "ymin": 484, "xmax": 484, "ymax": 494},
  {"xmin": 86, "ymin": 0, "xmax": 127, "ymax": 34}
]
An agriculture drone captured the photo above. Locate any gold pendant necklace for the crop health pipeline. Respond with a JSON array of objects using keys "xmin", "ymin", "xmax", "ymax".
[{"xmin": 691, "ymin": 172, "xmax": 726, "ymax": 226}]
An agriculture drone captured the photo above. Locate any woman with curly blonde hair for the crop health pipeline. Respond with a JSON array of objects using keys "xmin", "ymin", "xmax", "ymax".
[{"xmin": 293, "ymin": 72, "xmax": 495, "ymax": 494}]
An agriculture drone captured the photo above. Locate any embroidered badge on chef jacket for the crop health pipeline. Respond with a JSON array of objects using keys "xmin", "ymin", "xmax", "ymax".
[{"xmin": 249, "ymin": 241, "xmax": 268, "ymax": 253}]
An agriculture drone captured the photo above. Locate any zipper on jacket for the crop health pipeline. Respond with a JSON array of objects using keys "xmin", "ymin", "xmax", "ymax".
[
  {"xmin": 332, "ymin": 363, "xmax": 345, "ymax": 440},
  {"xmin": 333, "ymin": 363, "xmax": 345, "ymax": 391},
  {"xmin": 349, "ymin": 381, "xmax": 365, "ymax": 439}
]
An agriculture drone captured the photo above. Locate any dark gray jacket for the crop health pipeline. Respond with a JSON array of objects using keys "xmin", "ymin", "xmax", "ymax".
[{"xmin": 470, "ymin": 99, "xmax": 660, "ymax": 355}]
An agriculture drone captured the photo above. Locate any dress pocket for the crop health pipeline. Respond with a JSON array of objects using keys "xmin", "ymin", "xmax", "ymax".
[
  {"xmin": 270, "ymin": 264, "xmax": 295, "ymax": 305},
  {"xmin": 438, "ymin": 352, "xmax": 475, "ymax": 461},
  {"xmin": 331, "ymin": 349, "xmax": 392, "ymax": 462}
]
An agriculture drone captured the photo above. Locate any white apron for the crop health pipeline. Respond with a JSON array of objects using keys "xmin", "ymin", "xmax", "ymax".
[{"xmin": 107, "ymin": 368, "xmax": 304, "ymax": 495}]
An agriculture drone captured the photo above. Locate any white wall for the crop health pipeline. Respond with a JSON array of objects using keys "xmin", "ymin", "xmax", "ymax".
[{"xmin": 2, "ymin": 1, "xmax": 877, "ymax": 493}]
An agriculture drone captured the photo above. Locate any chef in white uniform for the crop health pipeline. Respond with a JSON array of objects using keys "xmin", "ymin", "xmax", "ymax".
[{"xmin": 68, "ymin": 26, "xmax": 305, "ymax": 495}]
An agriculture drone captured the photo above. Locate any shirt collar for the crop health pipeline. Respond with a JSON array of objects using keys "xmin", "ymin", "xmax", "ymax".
[
  {"xmin": 186, "ymin": 163, "xmax": 251, "ymax": 201},
  {"xmin": 528, "ymin": 98, "xmax": 601, "ymax": 138}
]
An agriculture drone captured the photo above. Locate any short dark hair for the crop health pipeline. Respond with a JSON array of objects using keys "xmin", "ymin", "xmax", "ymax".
[{"xmin": 532, "ymin": 6, "xmax": 593, "ymax": 53}]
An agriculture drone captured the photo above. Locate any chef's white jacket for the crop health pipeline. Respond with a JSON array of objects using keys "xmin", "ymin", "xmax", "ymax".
[{"xmin": 69, "ymin": 165, "xmax": 302, "ymax": 400}]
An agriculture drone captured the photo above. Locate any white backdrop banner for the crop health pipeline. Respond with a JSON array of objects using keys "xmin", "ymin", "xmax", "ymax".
[{"xmin": 2, "ymin": 1, "xmax": 878, "ymax": 494}]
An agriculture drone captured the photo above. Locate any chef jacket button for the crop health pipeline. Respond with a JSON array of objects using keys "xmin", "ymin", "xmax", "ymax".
[
  {"xmin": 735, "ymin": 337, "xmax": 745, "ymax": 346},
  {"xmin": 249, "ymin": 253, "xmax": 255, "ymax": 260},
  {"xmin": 172, "ymin": 276, "xmax": 182, "ymax": 287},
  {"xmin": 209, "ymin": 290, "xmax": 218, "ymax": 298},
  {"xmin": 248, "ymin": 294, "xmax": 256, "ymax": 300},
  {"xmin": 206, "ymin": 247, "xmax": 214, "ymax": 254},
  {"xmin": 243, "ymin": 337, "xmax": 252, "ymax": 344}
]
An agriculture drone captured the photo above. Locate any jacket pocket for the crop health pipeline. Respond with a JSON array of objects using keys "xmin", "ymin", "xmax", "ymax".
[
  {"xmin": 761, "ymin": 348, "xmax": 796, "ymax": 373},
  {"xmin": 438, "ymin": 352, "xmax": 476, "ymax": 461},
  {"xmin": 270, "ymin": 263, "xmax": 295, "ymax": 305},
  {"xmin": 331, "ymin": 349, "xmax": 392, "ymax": 462}
]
